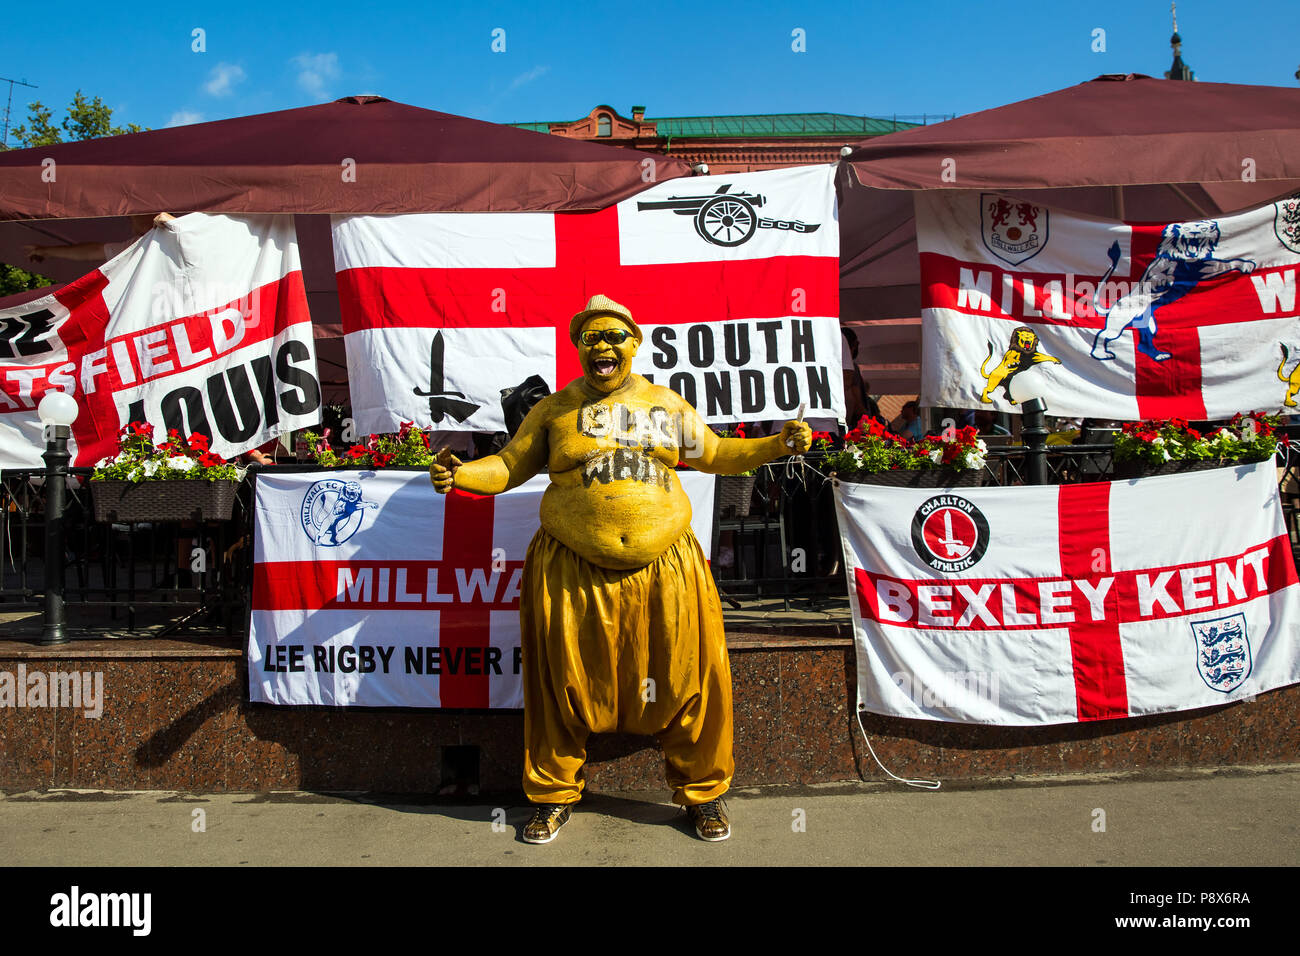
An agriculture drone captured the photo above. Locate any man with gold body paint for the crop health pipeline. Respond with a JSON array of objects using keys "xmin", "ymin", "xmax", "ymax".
[{"xmin": 430, "ymin": 295, "xmax": 812, "ymax": 843}]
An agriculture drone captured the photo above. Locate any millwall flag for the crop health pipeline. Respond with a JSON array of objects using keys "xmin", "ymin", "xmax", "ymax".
[
  {"xmin": 332, "ymin": 164, "xmax": 842, "ymax": 434},
  {"xmin": 0, "ymin": 214, "xmax": 319, "ymax": 468},
  {"xmin": 249, "ymin": 469, "xmax": 717, "ymax": 708},
  {"xmin": 917, "ymin": 191, "xmax": 1300, "ymax": 420},
  {"xmin": 835, "ymin": 463, "xmax": 1300, "ymax": 725}
]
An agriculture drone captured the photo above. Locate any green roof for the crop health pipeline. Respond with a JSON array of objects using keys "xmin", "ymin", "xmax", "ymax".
[{"xmin": 510, "ymin": 111, "xmax": 949, "ymax": 138}]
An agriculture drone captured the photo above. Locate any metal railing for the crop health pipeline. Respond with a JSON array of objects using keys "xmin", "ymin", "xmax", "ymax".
[
  {"xmin": 711, "ymin": 403, "xmax": 1300, "ymax": 606},
  {"xmin": 1, "ymin": 467, "xmax": 255, "ymax": 637},
  {"xmin": 8, "ymin": 408, "xmax": 1300, "ymax": 635}
]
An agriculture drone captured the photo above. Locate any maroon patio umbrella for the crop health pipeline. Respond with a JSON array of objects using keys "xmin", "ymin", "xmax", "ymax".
[
  {"xmin": 837, "ymin": 74, "xmax": 1300, "ymax": 395},
  {"xmin": 0, "ymin": 96, "xmax": 694, "ymax": 401}
]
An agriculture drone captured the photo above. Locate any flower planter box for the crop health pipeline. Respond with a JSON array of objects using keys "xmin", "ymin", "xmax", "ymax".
[
  {"xmin": 836, "ymin": 467, "xmax": 982, "ymax": 488},
  {"xmin": 91, "ymin": 479, "xmax": 240, "ymax": 523},
  {"xmin": 1111, "ymin": 459, "xmax": 1240, "ymax": 480},
  {"xmin": 717, "ymin": 474, "xmax": 757, "ymax": 518}
]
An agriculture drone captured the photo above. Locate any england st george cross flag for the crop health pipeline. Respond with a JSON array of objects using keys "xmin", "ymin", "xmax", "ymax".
[
  {"xmin": 248, "ymin": 469, "xmax": 717, "ymax": 708},
  {"xmin": 917, "ymin": 191, "xmax": 1300, "ymax": 420},
  {"xmin": 0, "ymin": 214, "xmax": 320, "ymax": 468},
  {"xmin": 835, "ymin": 463, "xmax": 1300, "ymax": 725},
  {"xmin": 331, "ymin": 164, "xmax": 842, "ymax": 434}
]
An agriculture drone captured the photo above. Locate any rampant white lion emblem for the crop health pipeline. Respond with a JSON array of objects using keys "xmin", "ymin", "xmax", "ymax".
[{"xmin": 1090, "ymin": 219, "xmax": 1255, "ymax": 363}]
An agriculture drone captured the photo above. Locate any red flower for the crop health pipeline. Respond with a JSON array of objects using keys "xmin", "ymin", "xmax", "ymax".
[
  {"xmin": 346, "ymin": 446, "xmax": 368, "ymax": 460},
  {"xmin": 158, "ymin": 441, "xmax": 181, "ymax": 456},
  {"xmin": 845, "ymin": 428, "xmax": 865, "ymax": 444},
  {"xmin": 187, "ymin": 432, "xmax": 210, "ymax": 452},
  {"xmin": 129, "ymin": 421, "xmax": 151, "ymax": 438},
  {"xmin": 371, "ymin": 452, "xmax": 395, "ymax": 468},
  {"xmin": 734, "ymin": 423, "xmax": 747, "ymax": 438},
  {"xmin": 198, "ymin": 452, "xmax": 226, "ymax": 468}
]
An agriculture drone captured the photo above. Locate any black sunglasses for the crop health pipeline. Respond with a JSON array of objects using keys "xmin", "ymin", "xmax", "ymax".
[{"xmin": 579, "ymin": 329, "xmax": 633, "ymax": 346}]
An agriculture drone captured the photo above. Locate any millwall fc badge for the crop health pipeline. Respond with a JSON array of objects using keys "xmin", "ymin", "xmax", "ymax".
[
  {"xmin": 301, "ymin": 479, "xmax": 379, "ymax": 547},
  {"xmin": 1274, "ymin": 193, "xmax": 1300, "ymax": 254},
  {"xmin": 1191, "ymin": 613, "xmax": 1252, "ymax": 694},
  {"xmin": 911, "ymin": 495, "xmax": 990, "ymax": 573},
  {"xmin": 982, "ymin": 194, "xmax": 1048, "ymax": 266}
]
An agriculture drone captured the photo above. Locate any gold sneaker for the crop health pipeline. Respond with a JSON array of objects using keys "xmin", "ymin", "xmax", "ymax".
[
  {"xmin": 684, "ymin": 798, "xmax": 731, "ymax": 842},
  {"xmin": 522, "ymin": 803, "xmax": 572, "ymax": 844}
]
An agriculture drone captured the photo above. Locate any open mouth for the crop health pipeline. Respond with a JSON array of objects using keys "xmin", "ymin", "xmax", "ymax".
[{"xmin": 592, "ymin": 357, "xmax": 618, "ymax": 376}]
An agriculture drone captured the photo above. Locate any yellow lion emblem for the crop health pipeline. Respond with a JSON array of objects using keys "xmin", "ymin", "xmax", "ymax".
[
  {"xmin": 979, "ymin": 326, "xmax": 1061, "ymax": 405},
  {"xmin": 1278, "ymin": 344, "xmax": 1300, "ymax": 408}
]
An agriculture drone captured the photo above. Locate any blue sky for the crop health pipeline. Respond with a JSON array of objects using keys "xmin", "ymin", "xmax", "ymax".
[{"xmin": 1, "ymin": 0, "xmax": 1296, "ymax": 141}]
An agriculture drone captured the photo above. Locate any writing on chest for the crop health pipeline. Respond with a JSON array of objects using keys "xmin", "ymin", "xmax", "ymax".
[{"xmin": 576, "ymin": 401, "xmax": 678, "ymax": 450}]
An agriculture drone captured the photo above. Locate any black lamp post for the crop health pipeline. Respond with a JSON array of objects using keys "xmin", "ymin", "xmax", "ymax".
[
  {"xmin": 1021, "ymin": 397, "xmax": 1049, "ymax": 486},
  {"xmin": 38, "ymin": 391, "xmax": 78, "ymax": 646}
]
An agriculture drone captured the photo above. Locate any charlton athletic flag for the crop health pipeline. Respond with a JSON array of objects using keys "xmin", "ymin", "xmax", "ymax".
[
  {"xmin": 331, "ymin": 164, "xmax": 842, "ymax": 434},
  {"xmin": 835, "ymin": 463, "xmax": 1300, "ymax": 725},
  {"xmin": 0, "ymin": 214, "xmax": 320, "ymax": 468},
  {"xmin": 248, "ymin": 469, "xmax": 717, "ymax": 708},
  {"xmin": 917, "ymin": 191, "xmax": 1300, "ymax": 420}
]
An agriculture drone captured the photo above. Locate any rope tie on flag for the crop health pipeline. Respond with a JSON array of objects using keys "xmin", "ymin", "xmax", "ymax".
[
  {"xmin": 782, "ymin": 402, "xmax": 808, "ymax": 488},
  {"xmin": 855, "ymin": 698, "xmax": 942, "ymax": 791}
]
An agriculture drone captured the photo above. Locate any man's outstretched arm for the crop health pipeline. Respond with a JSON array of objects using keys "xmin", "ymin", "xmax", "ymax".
[
  {"xmin": 429, "ymin": 399, "xmax": 550, "ymax": 495},
  {"xmin": 676, "ymin": 400, "xmax": 811, "ymax": 475}
]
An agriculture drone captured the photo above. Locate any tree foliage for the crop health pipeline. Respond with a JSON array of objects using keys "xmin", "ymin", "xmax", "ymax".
[
  {"xmin": 8, "ymin": 90, "xmax": 146, "ymax": 148},
  {"xmin": 2, "ymin": 91, "xmax": 149, "ymax": 295}
]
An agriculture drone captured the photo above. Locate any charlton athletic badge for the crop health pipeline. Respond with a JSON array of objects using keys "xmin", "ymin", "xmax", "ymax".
[
  {"xmin": 981, "ymin": 194, "xmax": 1049, "ymax": 266},
  {"xmin": 911, "ymin": 495, "xmax": 990, "ymax": 573}
]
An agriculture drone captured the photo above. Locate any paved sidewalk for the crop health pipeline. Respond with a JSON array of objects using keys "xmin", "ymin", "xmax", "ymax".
[{"xmin": 2, "ymin": 765, "xmax": 1296, "ymax": 866}]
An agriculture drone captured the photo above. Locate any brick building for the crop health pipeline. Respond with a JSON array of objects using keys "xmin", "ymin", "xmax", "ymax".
[{"xmin": 511, "ymin": 104, "xmax": 940, "ymax": 174}]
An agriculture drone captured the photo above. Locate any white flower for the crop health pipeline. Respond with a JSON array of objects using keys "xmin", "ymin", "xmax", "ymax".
[
  {"xmin": 968, "ymin": 453, "xmax": 987, "ymax": 471},
  {"xmin": 142, "ymin": 460, "xmax": 159, "ymax": 477},
  {"xmin": 166, "ymin": 455, "xmax": 195, "ymax": 472},
  {"xmin": 928, "ymin": 449, "xmax": 943, "ymax": 464},
  {"xmin": 1241, "ymin": 420, "xmax": 1258, "ymax": 440},
  {"xmin": 976, "ymin": 439, "xmax": 988, "ymax": 454},
  {"xmin": 849, "ymin": 447, "xmax": 864, "ymax": 467}
]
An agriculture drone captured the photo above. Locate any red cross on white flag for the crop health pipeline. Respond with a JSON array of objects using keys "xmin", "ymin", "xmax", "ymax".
[
  {"xmin": 917, "ymin": 191, "xmax": 1300, "ymax": 420},
  {"xmin": 248, "ymin": 469, "xmax": 717, "ymax": 709},
  {"xmin": 332, "ymin": 164, "xmax": 843, "ymax": 433},
  {"xmin": 835, "ymin": 463, "xmax": 1300, "ymax": 725}
]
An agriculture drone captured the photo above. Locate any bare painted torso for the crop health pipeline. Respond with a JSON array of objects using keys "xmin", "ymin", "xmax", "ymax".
[{"xmin": 538, "ymin": 376, "xmax": 692, "ymax": 569}]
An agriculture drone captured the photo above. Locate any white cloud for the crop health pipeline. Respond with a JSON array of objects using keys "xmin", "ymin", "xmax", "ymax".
[
  {"xmin": 507, "ymin": 65, "xmax": 549, "ymax": 92},
  {"xmin": 292, "ymin": 52, "xmax": 341, "ymax": 101},
  {"xmin": 203, "ymin": 63, "xmax": 246, "ymax": 97},
  {"xmin": 166, "ymin": 110, "xmax": 204, "ymax": 127}
]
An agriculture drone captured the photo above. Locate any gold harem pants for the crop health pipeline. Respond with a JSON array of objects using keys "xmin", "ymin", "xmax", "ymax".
[{"xmin": 520, "ymin": 528, "xmax": 734, "ymax": 807}]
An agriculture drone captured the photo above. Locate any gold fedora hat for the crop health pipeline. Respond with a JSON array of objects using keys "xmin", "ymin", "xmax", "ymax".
[{"xmin": 569, "ymin": 294, "xmax": 643, "ymax": 345}]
